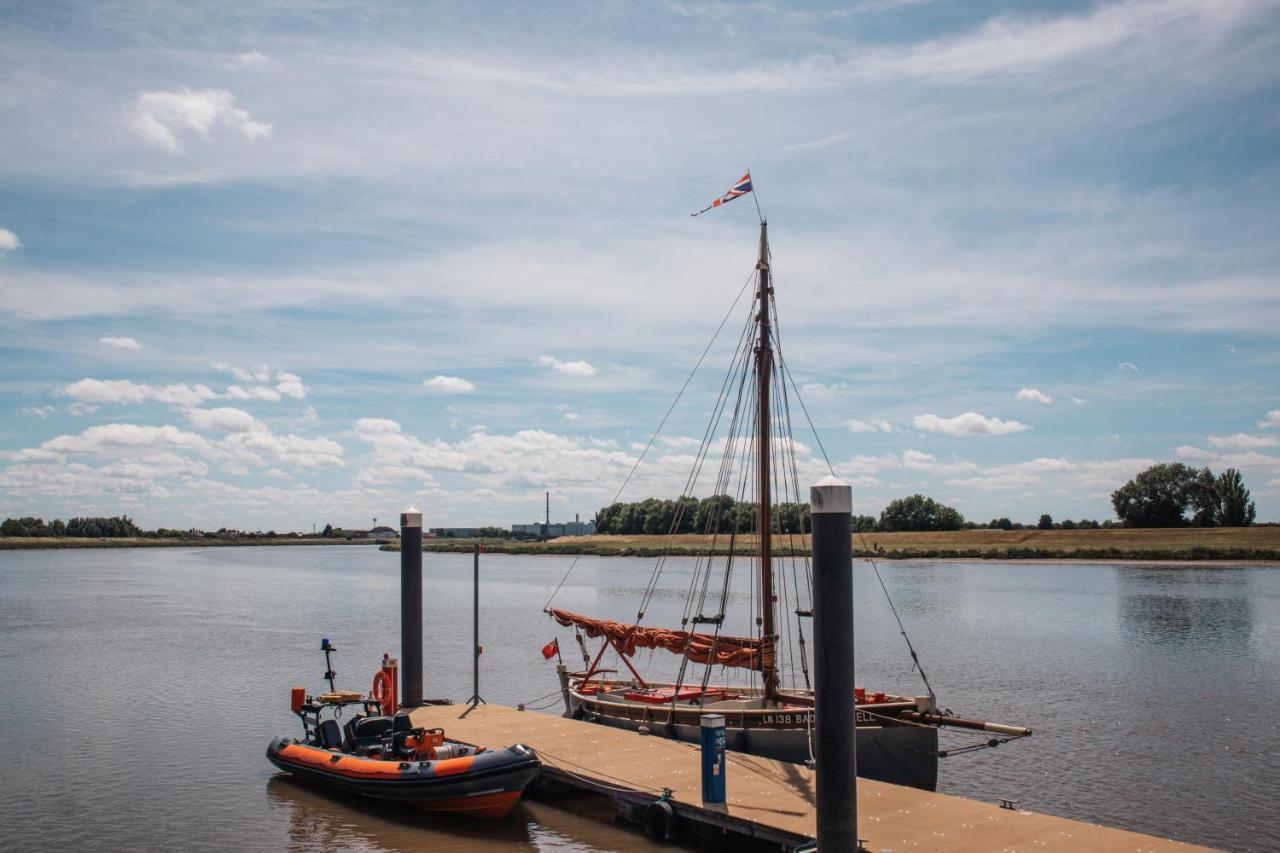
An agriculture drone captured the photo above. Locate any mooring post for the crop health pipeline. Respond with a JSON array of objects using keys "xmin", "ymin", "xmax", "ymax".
[
  {"xmin": 700, "ymin": 713, "xmax": 727, "ymax": 806},
  {"xmin": 467, "ymin": 542, "xmax": 484, "ymax": 707},
  {"xmin": 811, "ymin": 475, "xmax": 856, "ymax": 851},
  {"xmin": 400, "ymin": 507, "xmax": 423, "ymax": 709}
]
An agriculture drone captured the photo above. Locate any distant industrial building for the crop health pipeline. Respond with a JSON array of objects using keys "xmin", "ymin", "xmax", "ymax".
[
  {"xmin": 335, "ymin": 526, "xmax": 398, "ymax": 540},
  {"xmin": 429, "ymin": 527, "xmax": 488, "ymax": 538},
  {"xmin": 512, "ymin": 519, "xmax": 595, "ymax": 539}
]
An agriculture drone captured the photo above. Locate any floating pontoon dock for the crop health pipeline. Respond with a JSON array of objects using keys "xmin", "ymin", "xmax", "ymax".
[{"xmin": 411, "ymin": 703, "xmax": 1212, "ymax": 852}]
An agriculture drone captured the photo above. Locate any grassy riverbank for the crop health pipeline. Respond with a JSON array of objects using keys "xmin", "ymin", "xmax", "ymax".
[
  {"xmin": 386, "ymin": 527, "xmax": 1280, "ymax": 562},
  {"xmin": 0, "ymin": 537, "xmax": 380, "ymax": 550}
]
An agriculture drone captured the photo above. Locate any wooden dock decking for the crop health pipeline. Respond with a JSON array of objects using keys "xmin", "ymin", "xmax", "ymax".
[{"xmin": 411, "ymin": 703, "xmax": 1212, "ymax": 852}]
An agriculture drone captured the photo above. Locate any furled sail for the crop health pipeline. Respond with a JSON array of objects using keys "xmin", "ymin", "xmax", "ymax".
[{"xmin": 547, "ymin": 608, "xmax": 763, "ymax": 670}]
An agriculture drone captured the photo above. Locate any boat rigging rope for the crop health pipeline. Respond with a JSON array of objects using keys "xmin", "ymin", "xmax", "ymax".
[
  {"xmin": 772, "ymin": 293, "xmax": 937, "ymax": 702},
  {"xmin": 541, "ymin": 266, "xmax": 757, "ymax": 613},
  {"xmin": 857, "ymin": 528, "xmax": 937, "ymax": 701},
  {"xmin": 936, "ymin": 732, "xmax": 1030, "ymax": 758}
]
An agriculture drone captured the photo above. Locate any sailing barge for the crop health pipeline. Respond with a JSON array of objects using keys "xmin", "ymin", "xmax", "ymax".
[{"xmin": 545, "ymin": 211, "xmax": 1030, "ymax": 791}]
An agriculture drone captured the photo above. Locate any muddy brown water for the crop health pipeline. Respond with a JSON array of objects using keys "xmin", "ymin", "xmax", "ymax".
[{"xmin": 0, "ymin": 547, "xmax": 1276, "ymax": 851}]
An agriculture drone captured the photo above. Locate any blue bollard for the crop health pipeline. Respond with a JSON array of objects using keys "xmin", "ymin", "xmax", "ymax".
[{"xmin": 700, "ymin": 713, "xmax": 727, "ymax": 805}]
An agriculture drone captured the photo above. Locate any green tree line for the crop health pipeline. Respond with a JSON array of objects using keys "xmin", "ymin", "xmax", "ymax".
[
  {"xmin": 595, "ymin": 496, "xmax": 813, "ymax": 535},
  {"xmin": 0, "ymin": 515, "xmax": 143, "ymax": 538},
  {"xmin": 595, "ymin": 464, "xmax": 1260, "ymax": 535}
]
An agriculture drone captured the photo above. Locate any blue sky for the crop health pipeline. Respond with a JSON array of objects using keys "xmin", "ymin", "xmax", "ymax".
[{"xmin": 1, "ymin": 0, "xmax": 1278, "ymax": 530}]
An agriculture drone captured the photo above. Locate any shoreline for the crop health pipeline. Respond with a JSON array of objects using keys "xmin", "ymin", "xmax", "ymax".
[
  {"xmin": 6, "ymin": 529, "xmax": 1277, "ymax": 565},
  {"xmin": 0, "ymin": 537, "xmax": 380, "ymax": 550},
  {"xmin": 384, "ymin": 530, "xmax": 1280, "ymax": 564}
]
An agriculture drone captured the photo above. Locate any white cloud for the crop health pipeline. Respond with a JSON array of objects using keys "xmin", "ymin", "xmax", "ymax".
[
  {"xmin": 61, "ymin": 378, "xmax": 219, "ymax": 408},
  {"xmin": 944, "ymin": 456, "xmax": 1074, "ymax": 491},
  {"xmin": 1176, "ymin": 445, "xmax": 1280, "ymax": 470},
  {"xmin": 220, "ymin": 431, "xmax": 345, "ymax": 468},
  {"xmin": 99, "ymin": 453, "xmax": 209, "ymax": 479},
  {"xmin": 801, "ymin": 382, "xmax": 846, "ymax": 401},
  {"xmin": 67, "ymin": 403, "xmax": 99, "ymax": 416},
  {"xmin": 945, "ymin": 471, "xmax": 1042, "ymax": 491},
  {"xmin": 847, "ymin": 418, "xmax": 893, "ymax": 433},
  {"xmin": 901, "ymin": 448, "xmax": 978, "ymax": 475},
  {"xmin": 42, "ymin": 423, "xmax": 213, "ymax": 455},
  {"xmin": 912, "ymin": 412, "xmax": 1030, "ymax": 436},
  {"xmin": 20, "ymin": 405, "xmax": 55, "ymax": 418},
  {"xmin": 1207, "ymin": 433, "xmax": 1280, "ymax": 450},
  {"xmin": 849, "ymin": 0, "xmax": 1259, "ymax": 84},
  {"xmin": 1010, "ymin": 457, "xmax": 1076, "ymax": 473},
  {"xmin": 535, "ymin": 355, "xmax": 598, "ymax": 376},
  {"xmin": 563, "ymin": 412, "xmax": 581, "ymax": 421},
  {"xmin": 185, "ymin": 407, "xmax": 267, "ymax": 434},
  {"xmin": 127, "ymin": 87, "xmax": 272, "ymax": 153},
  {"xmin": 210, "ymin": 362, "xmax": 306, "ymax": 398},
  {"xmin": 273, "ymin": 370, "xmax": 308, "ymax": 399},
  {"xmin": 1068, "ymin": 394, "xmax": 1088, "ymax": 405},
  {"xmin": 230, "ymin": 50, "xmax": 267, "ymax": 68},
  {"xmin": 1071, "ymin": 458, "xmax": 1158, "ymax": 489},
  {"xmin": 99, "ymin": 336, "xmax": 142, "ymax": 350},
  {"xmin": 223, "ymin": 384, "xmax": 282, "ymax": 402},
  {"xmin": 1259, "ymin": 410, "xmax": 1280, "ymax": 429},
  {"xmin": 0, "ymin": 227, "xmax": 21, "ymax": 255},
  {"xmin": 350, "ymin": 418, "xmax": 731, "ymax": 498},
  {"xmin": 1118, "ymin": 362, "xmax": 1140, "ymax": 373},
  {"xmin": 1015, "ymin": 387, "xmax": 1052, "ymax": 404},
  {"xmin": 8, "ymin": 448, "xmax": 65, "ymax": 464},
  {"xmin": 214, "ymin": 362, "xmax": 271, "ymax": 383},
  {"xmin": 423, "ymin": 375, "xmax": 476, "ymax": 393}
]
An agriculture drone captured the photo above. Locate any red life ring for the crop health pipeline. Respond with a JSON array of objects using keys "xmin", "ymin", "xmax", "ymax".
[{"xmin": 372, "ymin": 669, "xmax": 396, "ymax": 715}]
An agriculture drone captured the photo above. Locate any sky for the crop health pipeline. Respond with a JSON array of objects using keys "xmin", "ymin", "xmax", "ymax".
[{"xmin": 1, "ymin": 0, "xmax": 1278, "ymax": 531}]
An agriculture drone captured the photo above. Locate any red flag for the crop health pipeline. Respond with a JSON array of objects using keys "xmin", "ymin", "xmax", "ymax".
[{"xmin": 540, "ymin": 638, "xmax": 559, "ymax": 660}]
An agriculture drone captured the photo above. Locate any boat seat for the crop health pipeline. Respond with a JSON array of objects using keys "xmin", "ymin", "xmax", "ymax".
[
  {"xmin": 348, "ymin": 716, "xmax": 394, "ymax": 752},
  {"xmin": 341, "ymin": 714, "xmax": 364, "ymax": 751},
  {"xmin": 317, "ymin": 719, "xmax": 343, "ymax": 749},
  {"xmin": 392, "ymin": 711, "xmax": 413, "ymax": 733}
]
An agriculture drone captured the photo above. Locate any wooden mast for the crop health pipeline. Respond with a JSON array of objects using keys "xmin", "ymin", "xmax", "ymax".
[{"xmin": 755, "ymin": 220, "xmax": 778, "ymax": 701}]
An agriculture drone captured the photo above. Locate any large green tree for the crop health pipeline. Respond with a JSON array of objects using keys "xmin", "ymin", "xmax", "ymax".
[
  {"xmin": 1, "ymin": 517, "xmax": 50, "ymax": 536},
  {"xmin": 878, "ymin": 494, "xmax": 965, "ymax": 532},
  {"xmin": 1111, "ymin": 463, "xmax": 1217, "ymax": 527},
  {"xmin": 1215, "ymin": 468, "xmax": 1256, "ymax": 527}
]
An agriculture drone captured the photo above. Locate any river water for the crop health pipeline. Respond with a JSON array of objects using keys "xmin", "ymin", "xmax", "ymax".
[{"xmin": 0, "ymin": 546, "xmax": 1276, "ymax": 851}]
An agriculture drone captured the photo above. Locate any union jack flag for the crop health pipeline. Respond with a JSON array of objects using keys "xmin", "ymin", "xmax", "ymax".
[{"xmin": 691, "ymin": 172, "xmax": 753, "ymax": 217}]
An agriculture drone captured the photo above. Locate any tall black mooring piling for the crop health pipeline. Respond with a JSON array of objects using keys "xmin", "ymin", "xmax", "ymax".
[
  {"xmin": 811, "ymin": 475, "xmax": 856, "ymax": 851},
  {"xmin": 467, "ymin": 542, "xmax": 485, "ymax": 707},
  {"xmin": 400, "ymin": 507, "xmax": 423, "ymax": 708}
]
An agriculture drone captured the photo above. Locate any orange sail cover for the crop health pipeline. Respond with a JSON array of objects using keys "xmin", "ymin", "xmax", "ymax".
[{"xmin": 548, "ymin": 608, "xmax": 763, "ymax": 670}]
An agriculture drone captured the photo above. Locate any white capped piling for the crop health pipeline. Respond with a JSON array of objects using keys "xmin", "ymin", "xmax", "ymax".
[
  {"xmin": 400, "ymin": 507, "xmax": 423, "ymax": 708},
  {"xmin": 811, "ymin": 476, "xmax": 856, "ymax": 851}
]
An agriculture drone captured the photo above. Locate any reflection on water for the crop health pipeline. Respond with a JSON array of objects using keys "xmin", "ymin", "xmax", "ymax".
[
  {"xmin": 1118, "ymin": 569, "xmax": 1255, "ymax": 653},
  {"xmin": 266, "ymin": 776, "xmax": 535, "ymax": 851},
  {"xmin": 0, "ymin": 548, "xmax": 1277, "ymax": 852}
]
